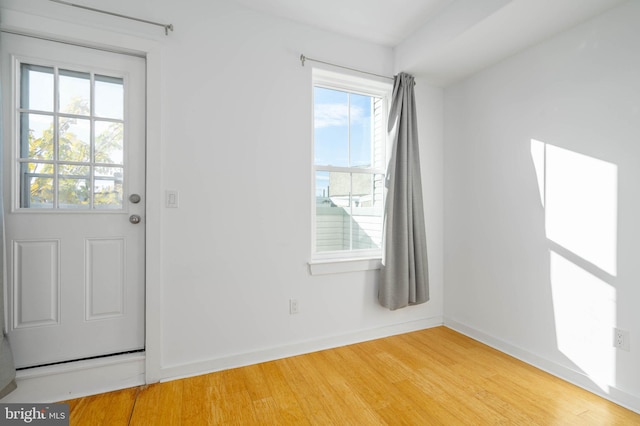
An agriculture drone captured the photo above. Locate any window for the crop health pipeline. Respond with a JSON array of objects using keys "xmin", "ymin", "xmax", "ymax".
[
  {"xmin": 312, "ymin": 69, "xmax": 391, "ymax": 261},
  {"xmin": 17, "ymin": 62, "xmax": 125, "ymax": 210}
]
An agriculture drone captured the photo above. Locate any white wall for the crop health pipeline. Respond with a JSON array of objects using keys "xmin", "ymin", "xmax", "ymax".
[
  {"xmin": 0, "ymin": 0, "xmax": 444, "ymax": 385},
  {"xmin": 443, "ymin": 0, "xmax": 640, "ymax": 409},
  {"xmin": 157, "ymin": 0, "xmax": 443, "ymax": 377}
]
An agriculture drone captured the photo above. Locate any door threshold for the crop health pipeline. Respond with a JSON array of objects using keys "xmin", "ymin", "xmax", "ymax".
[
  {"xmin": 2, "ymin": 352, "xmax": 145, "ymax": 403},
  {"xmin": 17, "ymin": 349, "xmax": 145, "ymax": 371}
]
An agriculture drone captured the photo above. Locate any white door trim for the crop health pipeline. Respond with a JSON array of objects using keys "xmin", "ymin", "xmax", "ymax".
[
  {"xmin": 142, "ymin": 46, "xmax": 163, "ymax": 385},
  {"xmin": 0, "ymin": 6, "xmax": 165, "ymax": 398}
]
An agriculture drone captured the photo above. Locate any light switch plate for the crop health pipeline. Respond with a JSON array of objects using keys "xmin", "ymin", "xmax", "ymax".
[{"xmin": 166, "ymin": 190, "xmax": 179, "ymax": 208}]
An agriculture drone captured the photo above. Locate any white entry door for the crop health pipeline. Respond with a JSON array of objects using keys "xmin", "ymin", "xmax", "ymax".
[{"xmin": 1, "ymin": 33, "xmax": 145, "ymax": 368}]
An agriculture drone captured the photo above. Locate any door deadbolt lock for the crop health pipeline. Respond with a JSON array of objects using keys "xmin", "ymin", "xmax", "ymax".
[
  {"xmin": 129, "ymin": 214, "xmax": 142, "ymax": 224},
  {"xmin": 129, "ymin": 194, "xmax": 141, "ymax": 204}
]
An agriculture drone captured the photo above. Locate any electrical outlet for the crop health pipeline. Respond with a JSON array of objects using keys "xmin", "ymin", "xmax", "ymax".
[
  {"xmin": 614, "ymin": 328, "xmax": 630, "ymax": 351},
  {"xmin": 289, "ymin": 299, "xmax": 299, "ymax": 315}
]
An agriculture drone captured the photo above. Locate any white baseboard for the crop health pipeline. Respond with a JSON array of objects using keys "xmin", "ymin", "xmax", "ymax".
[
  {"xmin": 0, "ymin": 353, "xmax": 145, "ymax": 403},
  {"xmin": 159, "ymin": 316, "xmax": 444, "ymax": 383},
  {"xmin": 444, "ymin": 318, "xmax": 640, "ymax": 414}
]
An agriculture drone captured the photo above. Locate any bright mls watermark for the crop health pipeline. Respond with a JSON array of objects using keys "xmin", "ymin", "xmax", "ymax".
[{"xmin": 1, "ymin": 404, "xmax": 69, "ymax": 425}]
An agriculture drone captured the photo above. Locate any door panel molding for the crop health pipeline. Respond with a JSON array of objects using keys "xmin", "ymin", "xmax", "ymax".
[
  {"xmin": 85, "ymin": 237, "xmax": 125, "ymax": 320},
  {"xmin": 12, "ymin": 239, "xmax": 60, "ymax": 329}
]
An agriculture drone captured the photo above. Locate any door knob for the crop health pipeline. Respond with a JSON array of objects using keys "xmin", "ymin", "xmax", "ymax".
[
  {"xmin": 129, "ymin": 214, "xmax": 141, "ymax": 224},
  {"xmin": 129, "ymin": 194, "xmax": 141, "ymax": 203}
]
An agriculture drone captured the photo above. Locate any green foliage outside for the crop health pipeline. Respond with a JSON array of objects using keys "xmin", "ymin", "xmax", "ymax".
[{"xmin": 25, "ymin": 97, "xmax": 124, "ymax": 208}]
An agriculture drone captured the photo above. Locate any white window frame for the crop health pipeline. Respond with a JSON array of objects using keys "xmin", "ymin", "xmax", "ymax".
[{"xmin": 310, "ymin": 68, "xmax": 392, "ymax": 273}]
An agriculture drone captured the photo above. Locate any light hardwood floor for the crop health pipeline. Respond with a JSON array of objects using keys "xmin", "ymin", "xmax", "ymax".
[{"xmin": 64, "ymin": 327, "xmax": 640, "ymax": 425}]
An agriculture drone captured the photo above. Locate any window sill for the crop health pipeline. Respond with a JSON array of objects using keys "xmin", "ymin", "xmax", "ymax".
[{"xmin": 308, "ymin": 258, "xmax": 382, "ymax": 275}]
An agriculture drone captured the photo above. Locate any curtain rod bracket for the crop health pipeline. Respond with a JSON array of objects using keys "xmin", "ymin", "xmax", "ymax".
[{"xmin": 300, "ymin": 54, "xmax": 306, "ymax": 67}]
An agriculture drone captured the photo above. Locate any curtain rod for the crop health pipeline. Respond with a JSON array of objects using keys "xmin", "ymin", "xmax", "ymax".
[
  {"xmin": 300, "ymin": 54, "xmax": 394, "ymax": 81},
  {"xmin": 49, "ymin": 0, "xmax": 174, "ymax": 35}
]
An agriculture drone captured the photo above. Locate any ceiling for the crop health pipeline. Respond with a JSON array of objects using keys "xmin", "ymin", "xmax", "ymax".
[
  {"xmin": 229, "ymin": 0, "xmax": 627, "ymax": 85},
  {"xmin": 230, "ymin": 0, "xmax": 456, "ymax": 47}
]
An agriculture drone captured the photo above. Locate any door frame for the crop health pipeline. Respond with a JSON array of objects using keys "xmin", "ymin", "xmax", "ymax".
[{"xmin": 0, "ymin": 6, "xmax": 164, "ymax": 394}]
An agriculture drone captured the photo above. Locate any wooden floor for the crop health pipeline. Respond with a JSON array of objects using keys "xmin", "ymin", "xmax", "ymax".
[{"xmin": 64, "ymin": 327, "xmax": 640, "ymax": 425}]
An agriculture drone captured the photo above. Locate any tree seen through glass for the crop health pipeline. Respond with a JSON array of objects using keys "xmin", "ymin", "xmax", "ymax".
[{"xmin": 20, "ymin": 64, "xmax": 125, "ymax": 209}]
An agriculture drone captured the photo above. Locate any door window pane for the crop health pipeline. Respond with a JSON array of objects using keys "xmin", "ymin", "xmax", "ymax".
[
  {"xmin": 23, "ymin": 178, "xmax": 54, "ymax": 208},
  {"xmin": 94, "ymin": 167, "xmax": 123, "ymax": 209},
  {"xmin": 26, "ymin": 162, "xmax": 54, "ymax": 175},
  {"xmin": 95, "ymin": 121, "xmax": 123, "ymax": 164},
  {"xmin": 58, "ymin": 165, "xmax": 90, "ymax": 209},
  {"xmin": 59, "ymin": 117, "xmax": 90, "ymax": 162},
  {"xmin": 20, "ymin": 113, "xmax": 54, "ymax": 160},
  {"xmin": 20, "ymin": 163, "xmax": 54, "ymax": 208},
  {"xmin": 59, "ymin": 164, "xmax": 90, "ymax": 177},
  {"xmin": 20, "ymin": 64, "xmax": 54, "ymax": 111},
  {"xmin": 58, "ymin": 178, "xmax": 90, "ymax": 208},
  {"xmin": 95, "ymin": 75, "xmax": 124, "ymax": 119},
  {"xmin": 59, "ymin": 69, "xmax": 90, "ymax": 115}
]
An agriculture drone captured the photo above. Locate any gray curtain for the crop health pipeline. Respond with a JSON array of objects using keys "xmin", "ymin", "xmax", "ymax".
[
  {"xmin": 379, "ymin": 73, "xmax": 429, "ymax": 310},
  {"xmin": 0, "ymin": 62, "xmax": 17, "ymax": 399}
]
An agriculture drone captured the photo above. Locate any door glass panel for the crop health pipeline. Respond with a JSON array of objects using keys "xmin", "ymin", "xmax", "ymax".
[
  {"xmin": 20, "ymin": 64, "xmax": 54, "ymax": 111},
  {"xmin": 18, "ymin": 62, "xmax": 126, "ymax": 211},
  {"xmin": 95, "ymin": 121, "xmax": 123, "ymax": 164},
  {"xmin": 26, "ymin": 162, "xmax": 54, "ymax": 175},
  {"xmin": 20, "ymin": 113, "xmax": 54, "ymax": 160},
  {"xmin": 21, "ymin": 163, "xmax": 54, "ymax": 208},
  {"xmin": 58, "ymin": 178, "xmax": 90, "ymax": 208},
  {"xmin": 59, "ymin": 117, "xmax": 90, "ymax": 162},
  {"xmin": 58, "ymin": 164, "xmax": 91, "ymax": 208},
  {"xmin": 95, "ymin": 75, "xmax": 124, "ymax": 119},
  {"xmin": 23, "ymin": 177, "xmax": 54, "ymax": 208},
  {"xmin": 95, "ymin": 166, "xmax": 124, "ymax": 209},
  {"xmin": 59, "ymin": 69, "xmax": 90, "ymax": 115},
  {"xmin": 59, "ymin": 164, "xmax": 89, "ymax": 177}
]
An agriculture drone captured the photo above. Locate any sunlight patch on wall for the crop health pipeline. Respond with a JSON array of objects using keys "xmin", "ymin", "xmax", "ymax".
[
  {"xmin": 531, "ymin": 140, "xmax": 618, "ymax": 276},
  {"xmin": 550, "ymin": 250, "xmax": 616, "ymax": 391},
  {"xmin": 531, "ymin": 139, "xmax": 619, "ymax": 392}
]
